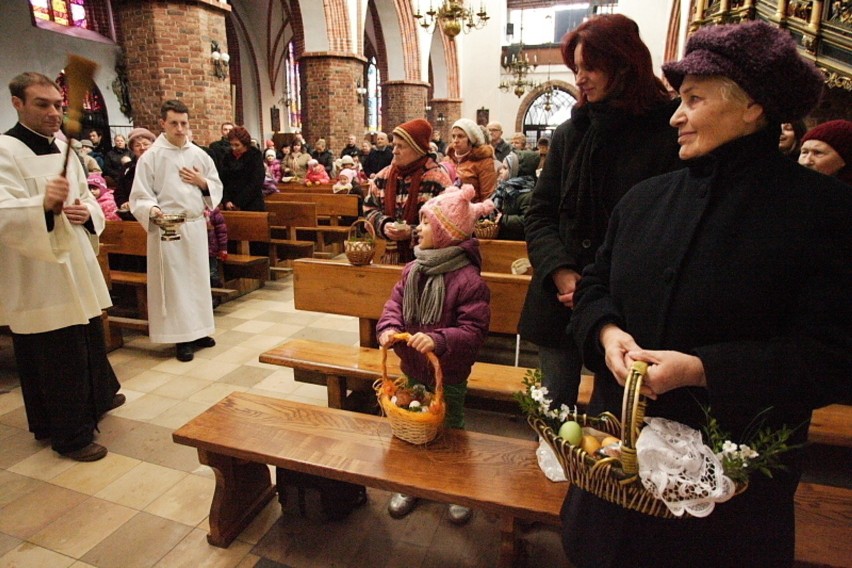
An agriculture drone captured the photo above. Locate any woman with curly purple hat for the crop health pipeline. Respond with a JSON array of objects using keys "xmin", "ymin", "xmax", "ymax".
[{"xmin": 567, "ymin": 21, "xmax": 852, "ymax": 567}]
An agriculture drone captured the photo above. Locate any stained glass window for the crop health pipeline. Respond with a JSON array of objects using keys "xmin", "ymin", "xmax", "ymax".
[
  {"xmin": 29, "ymin": 0, "xmax": 110, "ymax": 35},
  {"xmin": 285, "ymin": 42, "xmax": 302, "ymax": 131},
  {"xmin": 367, "ymin": 57, "xmax": 382, "ymax": 133}
]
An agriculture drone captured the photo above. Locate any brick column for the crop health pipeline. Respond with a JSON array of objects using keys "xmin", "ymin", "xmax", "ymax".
[
  {"xmin": 430, "ymin": 98, "xmax": 462, "ymax": 143},
  {"xmin": 381, "ymin": 81, "xmax": 430, "ymax": 134},
  {"xmin": 113, "ymin": 0, "xmax": 232, "ymax": 146},
  {"xmin": 299, "ymin": 52, "xmax": 367, "ymax": 153}
]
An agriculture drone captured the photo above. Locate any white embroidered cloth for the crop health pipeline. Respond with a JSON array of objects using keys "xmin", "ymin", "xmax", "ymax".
[
  {"xmin": 636, "ymin": 417, "xmax": 736, "ymax": 517},
  {"xmin": 536, "ymin": 437, "xmax": 568, "ymax": 482}
]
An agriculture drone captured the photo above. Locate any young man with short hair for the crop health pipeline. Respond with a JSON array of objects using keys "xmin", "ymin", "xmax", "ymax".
[{"xmin": 130, "ymin": 100, "xmax": 223, "ymax": 361}]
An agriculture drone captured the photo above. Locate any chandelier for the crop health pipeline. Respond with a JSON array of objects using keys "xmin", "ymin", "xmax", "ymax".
[
  {"xmin": 499, "ymin": 14, "xmax": 538, "ymax": 97},
  {"xmin": 500, "ymin": 47, "xmax": 538, "ymax": 97},
  {"xmin": 413, "ymin": 0, "xmax": 490, "ymax": 39}
]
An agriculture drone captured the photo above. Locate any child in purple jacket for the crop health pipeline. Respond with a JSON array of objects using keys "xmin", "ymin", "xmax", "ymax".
[
  {"xmin": 205, "ymin": 206, "xmax": 228, "ymax": 289},
  {"xmin": 377, "ymin": 184, "xmax": 494, "ymax": 525}
]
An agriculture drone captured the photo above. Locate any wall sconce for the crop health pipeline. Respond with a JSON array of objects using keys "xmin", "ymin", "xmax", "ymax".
[
  {"xmin": 356, "ymin": 79, "xmax": 367, "ymax": 104},
  {"xmin": 211, "ymin": 40, "xmax": 230, "ymax": 80},
  {"xmin": 436, "ymin": 112, "xmax": 446, "ymax": 125}
]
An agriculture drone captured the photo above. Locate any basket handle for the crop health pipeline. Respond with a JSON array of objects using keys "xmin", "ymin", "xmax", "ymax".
[
  {"xmin": 379, "ymin": 332, "xmax": 444, "ymax": 401},
  {"xmin": 348, "ymin": 217, "xmax": 376, "ymax": 241},
  {"xmin": 619, "ymin": 361, "xmax": 649, "ymax": 478}
]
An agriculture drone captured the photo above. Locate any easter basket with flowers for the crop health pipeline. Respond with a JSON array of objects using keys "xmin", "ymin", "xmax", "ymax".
[
  {"xmin": 517, "ymin": 364, "xmax": 798, "ymax": 519},
  {"xmin": 374, "ymin": 333, "xmax": 446, "ymax": 445}
]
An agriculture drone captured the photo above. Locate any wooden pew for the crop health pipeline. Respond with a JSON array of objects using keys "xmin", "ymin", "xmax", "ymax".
[
  {"xmin": 173, "ymin": 392, "xmax": 851, "ymax": 568},
  {"xmin": 99, "ymin": 221, "xmax": 150, "ymax": 332},
  {"xmin": 276, "ymin": 181, "xmax": 335, "ymax": 194},
  {"xmin": 219, "ymin": 211, "xmax": 271, "ymax": 291},
  {"xmin": 173, "ymin": 392, "xmax": 566, "ymax": 567},
  {"xmin": 262, "ymin": 201, "xmax": 317, "ymax": 274},
  {"xmin": 267, "ymin": 192, "xmax": 360, "ymax": 255},
  {"xmin": 292, "ymin": 258, "xmax": 527, "ymax": 346},
  {"xmin": 260, "ymin": 338, "xmax": 594, "ymax": 410},
  {"xmin": 478, "ymin": 239, "xmax": 531, "ymax": 274},
  {"xmin": 267, "ymin": 192, "xmax": 359, "ymax": 225}
]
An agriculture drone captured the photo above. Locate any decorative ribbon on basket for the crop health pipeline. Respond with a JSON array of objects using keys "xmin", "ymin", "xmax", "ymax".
[
  {"xmin": 530, "ymin": 362, "xmax": 746, "ymax": 519},
  {"xmin": 374, "ymin": 332, "xmax": 446, "ymax": 445},
  {"xmin": 344, "ymin": 218, "xmax": 376, "ymax": 266}
]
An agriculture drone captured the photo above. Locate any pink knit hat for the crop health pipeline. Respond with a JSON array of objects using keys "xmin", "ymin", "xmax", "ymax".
[{"xmin": 420, "ymin": 184, "xmax": 495, "ymax": 248}]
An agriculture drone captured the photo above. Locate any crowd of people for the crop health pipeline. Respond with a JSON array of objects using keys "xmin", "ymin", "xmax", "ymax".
[{"xmin": 1, "ymin": 15, "xmax": 850, "ymax": 568}]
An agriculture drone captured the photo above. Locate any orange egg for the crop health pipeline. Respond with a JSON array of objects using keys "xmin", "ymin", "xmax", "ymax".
[
  {"xmin": 600, "ymin": 436, "xmax": 620, "ymax": 448},
  {"xmin": 581, "ymin": 435, "xmax": 601, "ymax": 455}
]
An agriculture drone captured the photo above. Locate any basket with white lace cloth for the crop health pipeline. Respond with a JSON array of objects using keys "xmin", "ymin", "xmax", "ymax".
[{"xmin": 530, "ymin": 362, "xmax": 746, "ymax": 518}]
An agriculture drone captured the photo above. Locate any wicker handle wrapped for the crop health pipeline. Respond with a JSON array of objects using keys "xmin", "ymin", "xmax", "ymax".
[
  {"xmin": 380, "ymin": 332, "xmax": 444, "ymax": 406},
  {"xmin": 618, "ymin": 361, "xmax": 649, "ymax": 477},
  {"xmin": 348, "ymin": 217, "xmax": 376, "ymax": 241}
]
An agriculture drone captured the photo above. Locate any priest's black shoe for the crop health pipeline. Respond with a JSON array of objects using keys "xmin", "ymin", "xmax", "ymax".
[
  {"xmin": 176, "ymin": 342, "xmax": 194, "ymax": 362},
  {"xmin": 193, "ymin": 336, "xmax": 216, "ymax": 349}
]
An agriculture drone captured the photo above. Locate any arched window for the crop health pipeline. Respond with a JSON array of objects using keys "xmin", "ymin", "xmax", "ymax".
[
  {"xmin": 523, "ymin": 86, "xmax": 576, "ymax": 141},
  {"xmin": 55, "ymin": 70, "xmax": 110, "ymax": 140},
  {"xmin": 30, "ymin": 0, "xmax": 113, "ymax": 40},
  {"xmin": 366, "ymin": 57, "xmax": 382, "ymax": 133},
  {"xmin": 284, "ymin": 42, "xmax": 302, "ymax": 132}
]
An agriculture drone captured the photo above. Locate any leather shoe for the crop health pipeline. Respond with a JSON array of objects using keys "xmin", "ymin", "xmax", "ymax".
[
  {"xmin": 193, "ymin": 336, "xmax": 216, "ymax": 349},
  {"xmin": 447, "ymin": 504, "xmax": 472, "ymax": 525},
  {"xmin": 388, "ymin": 493, "xmax": 418, "ymax": 519},
  {"xmin": 110, "ymin": 393, "xmax": 126, "ymax": 410},
  {"xmin": 176, "ymin": 342, "xmax": 194, "ymax": 362},
  {"xmin": 61, "ymin": 443, "xmax": 108, "ymax": 462}
]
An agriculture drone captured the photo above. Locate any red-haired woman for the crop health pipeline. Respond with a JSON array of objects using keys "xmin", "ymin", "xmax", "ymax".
[
  {"xmin": 220, "ymin": 126, "xmax": 266, "ymax": 212},
  {"xmin": 519, "ymin": 14, "xmax": 682, "ymax": 411}
]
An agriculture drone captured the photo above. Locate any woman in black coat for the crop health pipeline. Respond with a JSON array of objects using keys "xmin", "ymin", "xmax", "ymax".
[
  {"xmin": 567, "ymin": 21, "xmax": 851, "ymax": 567},
  {"xmin": 220, "ymin": 126, "xmax": 266, "ymax": 212},
  {"xmin": 519, "ymin": 14, "xmax": 682, "ymax": 408}
]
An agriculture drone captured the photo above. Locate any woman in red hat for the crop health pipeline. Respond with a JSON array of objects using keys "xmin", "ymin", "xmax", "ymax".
[{"xmin": 364, "ymin": 118, "xmax": 452, "ymax": 264}]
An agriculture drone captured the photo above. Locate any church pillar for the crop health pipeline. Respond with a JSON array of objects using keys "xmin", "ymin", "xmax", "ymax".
[
  {"xmin": 299, "ymin": 52, "xmax": 368, "ymax": 153},
  {"xmin": 430, "ymin": 98, "xmax": 462, "ymax": 144},
  {"xmin": 113, "ymin": 0, "xmax": 232, "ymax": 145},
  {"xmin": 381, "ymin": 81, "xmax": 430, "ymax": 133}
]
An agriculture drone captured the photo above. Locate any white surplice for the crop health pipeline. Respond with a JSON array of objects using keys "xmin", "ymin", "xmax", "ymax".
[
  {"xmin": 129, "ymin": 134, "xmax": 223, "ymax": 344},
  {"xmin": 0, "ymin": 135, "xmax": 110, "ymax": 334}
]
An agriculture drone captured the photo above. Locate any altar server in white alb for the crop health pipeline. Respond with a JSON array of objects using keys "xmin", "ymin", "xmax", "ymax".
[
  {"xmin": 130, "ymin": 99, "xmax": 223, "ymax": 362},
  {"xmin": 0, "ymin": 72, "xmax": 123, "ymax": 462}
]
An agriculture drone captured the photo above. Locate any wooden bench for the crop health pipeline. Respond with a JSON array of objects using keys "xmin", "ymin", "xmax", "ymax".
[
  {"xmin": 100, "ymin": 221, "xmax": 239, "ymax": 335},
  {"xmin": 220, "ymin": 211, "xmax": 272, "ymax": 288},
  {"xmin": 173, "ymin": 392, "xmax": 566, "ymax": 567},
  {"xmin": 260, "ymin": 338, "xmax": 594, "ymax": 410},
  {"xmin": 478, "ymin": 238, "xmax": 531, "ymax": 274},
  {"xmin": 263, "ymin": 201, "xmax": 317, "ymax": 273},
  {"xmin": 173, "ymin": 393, "xmax": 851, "ymax": 568},
  {"xmin": 276, "ymin": 181, "xmax": 335, "ymax": 193},
  {"xmin": 292, "ymin": 258, "xmax": 529, "ymax": 346},
  {"xmin": 267, "ymin": 193, "xmax": 361, "ymax": 255}
]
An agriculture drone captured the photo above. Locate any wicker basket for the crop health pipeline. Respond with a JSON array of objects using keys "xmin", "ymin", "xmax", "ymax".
[
  {"xmin": 531, "ymin": 362, "xmax": 746, "ymax": 519},
  {"xmin": 344, "ymin": 218, "xmax": 376, "ymax": 266},
  {"xmin": 473, "ymin": 219, "xmax": 499, "ymax": 239},
  {"xmin": 375, "ymin": 333, "xmax": 446, "ymax": 445}
]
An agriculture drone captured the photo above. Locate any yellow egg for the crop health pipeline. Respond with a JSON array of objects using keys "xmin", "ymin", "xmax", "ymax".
[
  {"xmin": 600, "ymin": 436, "xmax": 620, "ymax": 448},
  {"xmin": 581, "ymin": 435, "xmax": 601, "ymax": 455}
]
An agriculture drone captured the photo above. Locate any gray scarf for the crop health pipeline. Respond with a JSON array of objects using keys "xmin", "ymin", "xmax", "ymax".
[{"xmin": 403, "ymin": 246, "xmax": 471, "ymax": 326}]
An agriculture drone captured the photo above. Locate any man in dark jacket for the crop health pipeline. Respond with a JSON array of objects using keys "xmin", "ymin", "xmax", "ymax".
[
  {"xmin": 208, "ymin": 121, "xmax": 234, "ymax": 169},
  {"xmin": 363, "ymin": 131, "xmax": 393, "ymax": 178},
  {"xmin": 340, "ymin": 134, "xmax": 362, "ymax": 159},
  {"xmin": 487, "ymin": 122, "xmax": 512, "ymax": 162}
]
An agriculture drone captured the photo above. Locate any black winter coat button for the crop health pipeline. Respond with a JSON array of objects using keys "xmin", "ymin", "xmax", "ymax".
[
  {"xmin": 581, "ymin": 239, "xmax": 592, "ymax": 248},
  {"xmin": 663, "ymin": 267, "xmax": 675, "ymax": 283}
]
